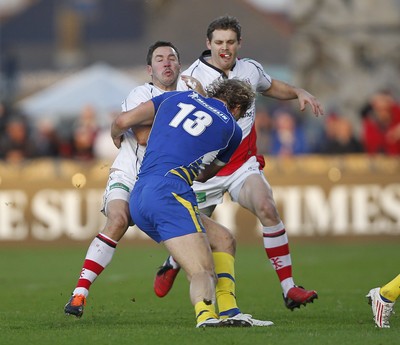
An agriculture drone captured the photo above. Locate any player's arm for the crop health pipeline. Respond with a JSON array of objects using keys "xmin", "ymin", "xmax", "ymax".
[
  {"xmin": 131, "ymin": 125, "xmax": 152, "ymax": 146},
  {"xmin": 196, "ymin": 124, "xmax": 242, "ymax": 182},
  {"xmin": 196, "ymin": 160, "xmax": 226, "ymax": 183},
  {"xmin": 111, "ymin": 100, "xmax": 155, "ymax": 148},
  {"xmin": 181, "ymin": 75, "xmax": 206, "ymax": 96},
  {"xmin": 261, "ymin": 79, "xmax": 324, "ymax": 116}
]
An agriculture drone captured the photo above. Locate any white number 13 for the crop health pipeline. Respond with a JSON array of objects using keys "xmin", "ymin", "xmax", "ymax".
[{"xmin": 169, "ymin": 102, "xmax": 213, "ymax": 136}]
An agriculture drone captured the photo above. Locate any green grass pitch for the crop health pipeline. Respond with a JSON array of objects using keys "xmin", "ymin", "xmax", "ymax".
[{"xmin": 0, "ymin": 240, "xmax": 398, "ymax": 345}]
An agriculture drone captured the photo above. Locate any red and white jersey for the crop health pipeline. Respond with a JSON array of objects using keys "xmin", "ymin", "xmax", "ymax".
[
  {"xmin": 112, "ymin": 83, "xmax": 166, "ymax": 177},
  {"xmin": 182, "ymin": 50, "xmax": 272, "ymax": 175}
]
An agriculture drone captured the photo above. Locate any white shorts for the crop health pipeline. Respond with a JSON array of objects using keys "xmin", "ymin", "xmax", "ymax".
[
  {"xmin": 101, "ymin": 130, "xmax": 145, "ymax": 216},
  {"xmin": 193, "ymin": 156, "xmax": 263, "ymax": 209},
  {"xmin": 101, "ymin": 169, "xmax": 136, "ymax": 216}
]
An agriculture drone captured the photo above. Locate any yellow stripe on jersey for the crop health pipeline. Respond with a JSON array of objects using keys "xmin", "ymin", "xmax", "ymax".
[
  {"xmin": 189, "ymin": 167, "xmax": 199, "ymax": 179},
  {"xmin": 180, "ymin": 167, "xmax": 193, "ymax": 185},
  {"xmin": 170, "ymin": 167, "xmax": 194, "ymax": 185},
  {"xmin": 172, "ymin": 192, "xmax": 203, "ymax": 233},
  {"xmin": 170, "ymin": 169, "xmax": 185, "ymax": 181}
]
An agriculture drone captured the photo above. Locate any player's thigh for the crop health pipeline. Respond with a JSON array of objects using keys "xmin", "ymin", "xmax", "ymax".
[
  {"xmin": 164, "ymin": 232, "xmax": 214, "ymax": 277},
  {"xmin": 200, "ymin": 214, "xmax": 235, "ymax": 254},
  {"xmin": 106, "ymin": 199, "xmax": 130, "ymax": 225},
  {"xmin": 102, "ymin": 170, "xmax": 134, "ymax": 216},
  {"xmin": 237, "ymin": 173, "xmax": 276, "ymax": 214}
]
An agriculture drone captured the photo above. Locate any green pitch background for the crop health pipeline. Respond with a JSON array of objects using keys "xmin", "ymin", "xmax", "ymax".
[{"xmin": 0, "ymin": 240, "xmax": 398, "ymax": 345}]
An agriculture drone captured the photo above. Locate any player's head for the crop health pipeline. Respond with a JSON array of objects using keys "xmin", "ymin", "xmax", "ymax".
[
  {"xmin": 206, "ymin": 78, "xmax": 255, "ymax": 120},
  {"xmin": 146, "ymin": 41, "xmax": 181, "ymax": 91},
  {"xmin": 206, "ymin": 16, "xmax": 242, "ymax": 73},
  {"xmin": 207, "ymin": 15, "xmax": 242, "ymax": 42}
]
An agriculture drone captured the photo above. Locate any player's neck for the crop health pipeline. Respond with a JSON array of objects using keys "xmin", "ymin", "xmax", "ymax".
[
  {"xmin": 153, "ymin": 82, "xmax": 178, "ymax": 92},
  {"xmin": 206, "ymin": 56, "xmax": 231, "ymax": 77}
]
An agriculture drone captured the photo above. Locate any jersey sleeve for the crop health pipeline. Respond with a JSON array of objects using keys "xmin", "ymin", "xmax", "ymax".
[
  {"xmin": 248, "ymin": 59, "xmax": 272, "ymax": 93},
  {"xmin": 151, "ymin": 91, "xmax": 180, "ymax": 112},
  {"xmin": 176, "ymin": 78, "xmax": 189, "ymax": 91},
  {"xmin": 215, "ymin": 123, "xmax": 243, "ymax": 164},
  {"xmin": 121, "ymin": 86, "xmax": 152, "ymax": 112}
]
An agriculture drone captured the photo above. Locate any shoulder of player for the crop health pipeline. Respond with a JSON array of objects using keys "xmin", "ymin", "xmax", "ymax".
[
  {"xmin": 122, "ymin": 83, "xmax": 164, "ymax": 112},
  {"xmin": 132, "ymin": 83, "xmax": 165, "ymax": 96},
  {"xmin": 181, "ymin": 58, "xmax": 202, "ymax": 75},
  {"xmin": 236, "ymin": 57, "xmax": 264, "ymax": 69}
]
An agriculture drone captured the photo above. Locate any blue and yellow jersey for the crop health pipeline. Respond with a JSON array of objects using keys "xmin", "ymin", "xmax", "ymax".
[{"xmin": 137, "ymin": 91, "xmax": 242, "ymax": 185}]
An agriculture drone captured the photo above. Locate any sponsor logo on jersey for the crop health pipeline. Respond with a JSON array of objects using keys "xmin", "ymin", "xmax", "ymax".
[
  {"xmin": 110, "ymin": 182, "xmax": 130, "ymax": 192},
  {"xmin": 188, "ymin": 92, "xmax": 230, "ymax": 122},
  {"xmin": 196, "ymin": 192, "xmax": 207, "ymax": 204}
]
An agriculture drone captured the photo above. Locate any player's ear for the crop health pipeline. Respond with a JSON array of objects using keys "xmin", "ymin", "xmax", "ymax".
[
  {"xmin": 147, "ymin": 65, "xmax": 153, "ymax": 76},
  {"xmin": 230, "ymin": 105, "xmax": 243, "ymax": 120},
  {"xmin": 206, "ymin": 39, "xmax": 211, "ymax": 49}
]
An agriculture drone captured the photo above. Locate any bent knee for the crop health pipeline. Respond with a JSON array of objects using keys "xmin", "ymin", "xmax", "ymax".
[
  {"xmin": 105, "ymin": 209, "xmax": 130, "ymax": 235},
  {"xmin": 210, "ymin": 233, "xmax": 236, "ymax": 255},
  {"xmin": 256, "ymin": 200, "xmax": 280, "ymax": 223}
]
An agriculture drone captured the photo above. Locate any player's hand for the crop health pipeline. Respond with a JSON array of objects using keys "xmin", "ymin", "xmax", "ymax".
[
  {"xmin": 181, "ymin": 75, "xmax": 206, "ymax": 96},
  {"xmin": 296, "ymin": 88, "xmax": 324, "ymax": 116},
  {"xmin": 112, "ymin": 135, "xmax": 123, "ymax": 149}
]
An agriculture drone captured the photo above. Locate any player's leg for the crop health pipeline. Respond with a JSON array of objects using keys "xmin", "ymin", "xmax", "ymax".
[
  {"xmin": 65, "ymin": 173, "xmax": 133, "ymax": 317},
  {"xmin": 153, "ymin": 209, "xmax": 236, "ymax": 297},
  {"xmin": 153, "ymin": 183, "xmax": 224, "ymax": 298},
  {"xmin": 190, "ymin": 215, "xmax": 273, "ymax": 326},
  {"xmin": 366, "ymin": 274, "xmax": 399, "ymax": 328},
  {"xmin": 235, "ymin": 169, "xmax": 317, "ymax": 310},
  {"xmin": 147, "ymin": 180, "xmax": 222, "ymax": 328},
  {"xmin": 164, "ymin": 232, "xmax": 220, "ymax": 327},
  {"xmin": 201, "ymin": 216, "xmax": 238, "ymax": 316},
  {"xmin": 380, "ymin": 274, "xmax": 400, "ymax": 302}
]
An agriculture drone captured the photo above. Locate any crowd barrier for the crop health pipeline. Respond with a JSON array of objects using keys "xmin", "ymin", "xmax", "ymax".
[{"xmin": 0, "ymin": 155, "xmax": 399, "ymax": 243}]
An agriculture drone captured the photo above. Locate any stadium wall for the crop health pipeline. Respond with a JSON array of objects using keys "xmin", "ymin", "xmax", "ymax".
[{"xmin": 0, "ymin": 155, "xmax": 399, "ymax": 244}]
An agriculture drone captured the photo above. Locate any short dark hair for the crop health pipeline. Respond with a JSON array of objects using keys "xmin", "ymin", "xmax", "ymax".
[
  {"xmin": 146, "ymin": 41, "xmax": 180, "ymax": 65},
  {"xmin": 206, "ymin": 15, "xmax": 242, "ymax": 42},
  {"xmin": 206, "ymin": 78, "xmax": 255, "ymax": 115}
]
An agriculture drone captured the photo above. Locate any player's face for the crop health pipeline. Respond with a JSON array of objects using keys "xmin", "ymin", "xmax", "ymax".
[
  {"xmin": 207, "ymin": 29, "xmax": 241, "ymax": 73},
  {"xmin": 148, "ymin": 46, "xmax": 181, "ymax": 91}
]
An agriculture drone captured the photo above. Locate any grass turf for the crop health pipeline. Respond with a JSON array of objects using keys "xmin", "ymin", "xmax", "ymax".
[{"xmin": 0, "ymin": 240, "xmax": 398, "ymax": 345}]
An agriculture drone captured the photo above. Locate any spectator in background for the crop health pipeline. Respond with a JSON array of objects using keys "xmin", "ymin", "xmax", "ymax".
[
  {"xmin": 270, "ymin": 108, "xmax": 310, "ymax": 156},
  {"xmin": 32, "ymin": 119, "xmax": 60, "ymax": 157},
  {"xmin": 361, "ymin": 90, "xmax": 400, "ymax": 155},
  {"xmin": 71, "ymin": 104, "xmax": 99, "ymax": 160},
  {"xmin": 1, "ymin": 45, "xmax": 19, "ymax": 104},
  {"xmin": 93, "ymin": 111, "xmax": 120, "ymax": 161},
  {"xmin": 0, "ymin": 116, "xmax": 37, "ymax": 163},
  {"xmin": 0, "ymin": 102, "xmax": 11, "ymax": 133},
  {"xmin": 319, "ymin": 113, "xmax": 363, "ymax": 154},
  {"xmin": 254, "ymin": 105, "xmax": 272, "ymax": 155}
]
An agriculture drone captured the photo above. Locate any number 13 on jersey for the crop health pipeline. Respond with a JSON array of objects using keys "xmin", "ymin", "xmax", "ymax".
[{"xmin": 169, "ymin": 102, "xmax": 213, "ymax": 136}]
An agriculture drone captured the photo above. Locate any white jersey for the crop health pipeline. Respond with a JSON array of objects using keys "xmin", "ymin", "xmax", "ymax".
[
  {"xmin": 182, "ymin": 51, "xmax": 272, "ymax": 175},
  {"xmin": 102, "ymin": 83, "xmax": 172, "ymax": 216},
  {"xmin": 111, "ymin": 83, "xmax": 167, "ymax": 178}
]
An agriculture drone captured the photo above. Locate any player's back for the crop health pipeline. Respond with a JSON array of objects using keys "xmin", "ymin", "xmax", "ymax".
[{"xmin": 138, "ymin": 91, "xmax": 238, "ymax": 184}]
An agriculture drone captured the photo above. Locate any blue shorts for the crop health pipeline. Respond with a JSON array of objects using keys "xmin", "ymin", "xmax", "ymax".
[{"xmin": 130, "ymin": 176, "xmax": 205, "ymax": 243}]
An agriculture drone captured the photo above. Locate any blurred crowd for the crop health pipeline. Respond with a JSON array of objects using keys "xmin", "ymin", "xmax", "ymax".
[
  {"xmin": 0, "ymin": 103, "xmax": 118, "ymax": 164},
  {"xmin": 255, "ymin": 89, "xmax": 400, "ymax": 157},
  {"xmin": 1, "ymin": 89, "xmax": 400, "ymax": 164}
]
